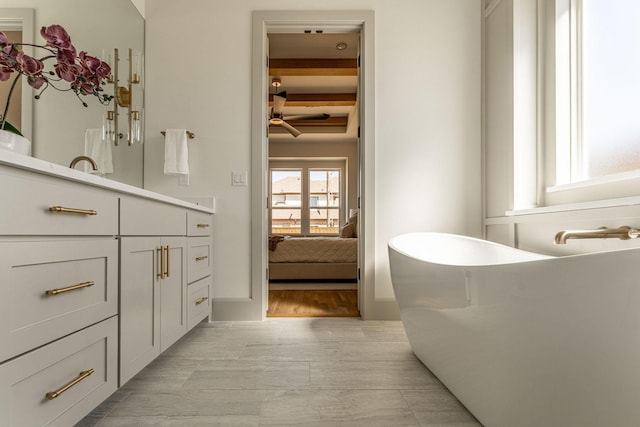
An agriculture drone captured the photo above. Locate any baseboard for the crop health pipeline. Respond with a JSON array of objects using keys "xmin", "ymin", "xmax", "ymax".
[
  {"xmin": 211, "ymin": 298, "xmax": 263, "ymax": 321},
  {"xmin": 269, "ymin": 281, "xmax": 357, "ymax": 291}
]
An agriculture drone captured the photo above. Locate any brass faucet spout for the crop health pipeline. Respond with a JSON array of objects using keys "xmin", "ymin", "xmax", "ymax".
[
  {"xmin": 554, "ymin": 226, "xmax": 639, "ymax": 244},
  {"xmin": 69, "ymin": 156, "xmax": 98, "ymax": 171}
]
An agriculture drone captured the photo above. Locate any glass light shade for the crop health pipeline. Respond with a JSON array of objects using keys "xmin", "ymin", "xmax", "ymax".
[
  {"xmin": 102, "ymin": 48, "xmax": 114, "ymax": 82},
  {"xmin": 131, "ymin": 50, "xmax": 142, "ymax": 84},
  {"xmin": 130, "ymin": 109, "xmax": 142, "ymax": 144},
  {"xmin": 102, "ymin": 108, "xmax": 116, "ymax": 142}
]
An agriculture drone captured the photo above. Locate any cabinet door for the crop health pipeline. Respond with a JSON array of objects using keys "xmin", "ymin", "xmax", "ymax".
[
  {"xmin": 187, "ymin": 276, "xmax": 212, "ymax": 331},
  {"xmin": 187, "ymin": 210, "xmax": 213, "ymax": 236},
  {"xmin": 119, "ymin": 237, "xmax": 161, "ymax": 385},
  {"xmin": 0, "ymin": 238, "xmax": 117, "ymax": 363},
  {"xmin": 0, "ymin": 317, "xmax": 118, "ymax": 427},
  {"xmin": 187, "ymin": 236, "xmax": 212, "ymax": 284},
  {"xmin": 160, "ymin": 237, "xmax": 187, "ymax": 352}
]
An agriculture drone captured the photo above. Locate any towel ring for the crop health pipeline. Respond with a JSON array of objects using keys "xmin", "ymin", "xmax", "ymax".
[{"xmin": 161, "ymin": 130, "xmax": 195, "ymax": 139}]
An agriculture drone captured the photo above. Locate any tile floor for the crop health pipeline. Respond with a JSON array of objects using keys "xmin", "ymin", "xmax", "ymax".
[{"xmin": 77, "ymin": 318, "xmax": 481, "ymax": 426}]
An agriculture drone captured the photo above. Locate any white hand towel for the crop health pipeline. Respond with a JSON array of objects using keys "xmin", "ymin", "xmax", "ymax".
[
  {"xmin": 164, "ymin": 129, "xmax": 190, "ymax": 184},
  {"xmin": 84, "ymin": 128, "xmax": 113, "ymax": 174}
]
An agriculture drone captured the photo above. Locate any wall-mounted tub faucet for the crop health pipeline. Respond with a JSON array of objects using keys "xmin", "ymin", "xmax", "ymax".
[{"xmin": 554, "ymin": 226, "xmax": 640, "ymax": 244}]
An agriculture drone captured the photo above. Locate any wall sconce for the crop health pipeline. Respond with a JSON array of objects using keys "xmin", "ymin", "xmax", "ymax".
[{"xmin": 103, "ymin": 48, "xmax": 143, "ymax": 146}]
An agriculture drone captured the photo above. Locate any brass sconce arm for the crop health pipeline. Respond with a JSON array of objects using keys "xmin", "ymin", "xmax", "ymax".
[{"xmin": 105, "ymin": 48, "xmax": 142, "ymax": 146}]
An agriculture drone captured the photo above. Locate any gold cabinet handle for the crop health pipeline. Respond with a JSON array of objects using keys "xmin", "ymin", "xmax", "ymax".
[
  {"xmin": 157, "ymin": 246, "xmax": 164, "ymax": 279},
  {"xmin": 49, "ymin": 206, "xmax": 97, "ymax": 216},
  {"xmin": 45, "ymin": 281, "xmax": 95, "ymax": 296},
  {"xmin": 195, "ymin": 255, "xmax": 209, "ymax": 262},
  {"xmin": 196, "ymin": 223, "xmax": 210, "ymax": 228},
  {"xmin": 164, "ymin": 245, "xmax": 170, "ymax": 278},
  {"xmin": 195, "ymin": 296, "xmax": 208, "ymax": 305},
  {"xmin": 45, "ymin": 368, "xmax": 94, "ymax": 400},
  {"xmin": 157, "ymin": 246, "xmax": 171, "ymax": 278}
]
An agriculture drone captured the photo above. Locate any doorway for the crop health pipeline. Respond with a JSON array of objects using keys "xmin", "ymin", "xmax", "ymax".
[
  {"xmin": 266, "ymin": 29, "xmax": 360, "ymax": 317},
  {"xmin": 250, "ymin": 11, "xmax": 375, "ymax": 321}
]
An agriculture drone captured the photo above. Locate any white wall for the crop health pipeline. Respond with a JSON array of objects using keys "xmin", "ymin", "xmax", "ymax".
[
  {"xmin": 130, "ymin": 0, "xmax": 145, "ymax": 17},
  {"xmin": 144, "ymin": 0, "xmax": 482, "ymax": 316}
]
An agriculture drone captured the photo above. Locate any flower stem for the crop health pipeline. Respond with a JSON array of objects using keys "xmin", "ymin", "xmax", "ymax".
[
  {"xmin": 10, "ymin": 42, "xmax": 56, "ymax": 55},
  {"xmin": 1, "ymin": 72, "xmax": 22, "ymax": 131}
]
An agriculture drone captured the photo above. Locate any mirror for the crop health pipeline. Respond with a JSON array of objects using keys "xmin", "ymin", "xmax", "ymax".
[{"xmin": 0, "ymin": 0, "xmax": 144, "ymax": 187}]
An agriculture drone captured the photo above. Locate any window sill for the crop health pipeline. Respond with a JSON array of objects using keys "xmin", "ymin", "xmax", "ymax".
[
  {"xmin": 547, "ymin": 169, "xmax": 640, "ymax": 193},
  {"xmin": 509, "ymin": 168, "xmax": 640, "ymax": 216},
  {"xmin": 508, "ymin": 170, "xmax": 640, "ymax": 215},
  {"xmin": 506, "ymin": 195, "xmax": 640, "ymax": 217}
]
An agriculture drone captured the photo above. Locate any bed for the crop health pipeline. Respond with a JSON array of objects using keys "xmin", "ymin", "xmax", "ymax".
[{"xmin": 268, "ymin": 236, "xmax": 358, "ymax": 280}]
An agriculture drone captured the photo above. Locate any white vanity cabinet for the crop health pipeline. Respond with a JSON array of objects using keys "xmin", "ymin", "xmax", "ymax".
[
  {"xmin": 119, "ymin": 236, "xmax": 187, "ymax": 385},
  {"xmin": 0, "ymin": 165, "xmax": 119, "ymax": 427},
  {"xmin": 186, "ymin": 210, "xmax": 213, "ymax": 331},
  {"xmin": 119, "ymin": 199, "xmax": 213, "ymax": 384},
  {"xmin": 119, "ymin": 196, "xmax": 189, "ymax": 385},
  {"xmin": 0, "ymin": 153, "xmax": 214, "ymax": 425}
]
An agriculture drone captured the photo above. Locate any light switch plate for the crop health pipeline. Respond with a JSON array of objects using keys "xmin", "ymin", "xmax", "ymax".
[{"xmin": 232, "ymin": 171, "xmax": 248, "ymax": 187}]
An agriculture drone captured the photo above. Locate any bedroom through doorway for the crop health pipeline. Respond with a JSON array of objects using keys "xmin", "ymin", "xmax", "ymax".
[{"xmin": 266, "ymin": 31, "xmax": 361, "ymax": 318}]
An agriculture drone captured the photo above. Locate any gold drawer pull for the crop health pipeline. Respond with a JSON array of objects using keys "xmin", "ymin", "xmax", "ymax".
[
  {"xmin": 196, "ymin": 223, "xmax": 210, "ymax": 228},
  {"xmin": 158, "ymin": 245, "xmax": 171, "ymax": 279},
  {"xmin": 49, "ymin": 206, "xmax": 98, "ymax": 216},
  {"xmin": 157, "ymin": 246, "xmax": 164, "ymax": 279},
  {"xmin": 46, "ymin": 281, "xmax": 95, "ymax": 296},
  {"xmin": 45, "ymin": 368, "xmax": 94, "ymax": 400},
  {"xmin": 165, "ymin": 245, "xmax": 170, "ymax": 278},
  {"xmin": 195, "ymin": 255, "xmax": 209, "ymax": 262},
  {"xmin": 195, "ymin": 296, "xmax": 208, "ymax": 305}
]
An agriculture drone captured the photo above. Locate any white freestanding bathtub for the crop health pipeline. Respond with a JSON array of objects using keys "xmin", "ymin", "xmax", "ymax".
[{"xmin": 388, "ymin": 232, "xmax": 640, "ymax": 427}]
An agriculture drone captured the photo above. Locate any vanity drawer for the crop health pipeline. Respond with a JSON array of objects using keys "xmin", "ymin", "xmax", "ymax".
[
  {"xmin": 187, "ymin": 210, "xmax": 213, "ymax": 236},
  {"xmin": 120, "ymin": 196, "xmax": 186, "ymax": 236},
  {"xmin": 0, "ymin": 238, "xmax": 118, "ymax": 362},
  {"xmin": 0, "ymin": 166, "xmax": 118, "ymax": 236},
  {"xmin": 187, "ymin": 276, "xmax": 211, "ymax": 331},
  {"xmin": 187, "ymin": 236, "xmax": 212, "ymax": 283},
  {"xmin": 0, "ymin": 316, "xmax": 118, "ymax": 427}
]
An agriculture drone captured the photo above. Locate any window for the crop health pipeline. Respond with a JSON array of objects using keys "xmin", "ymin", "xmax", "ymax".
[
  {"xmin": 309, "ymin": 170, "xmax": 340, "ymax": 234},
  {"xmin": 270, "ymin": 169, "xmax": 302, "ymax": 234},
  {"xmin": 270, "ymin": 162, "xmax": 344, "ymax": 235},
  {"xmin": 554, "ymin": 0, "xmax": 640, "ymax": 185}
]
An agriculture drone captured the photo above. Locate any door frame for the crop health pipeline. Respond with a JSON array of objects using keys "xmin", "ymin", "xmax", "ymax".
[{"xmin": 244, "ymin": 10, "xmax": 375, "ymax": 320}]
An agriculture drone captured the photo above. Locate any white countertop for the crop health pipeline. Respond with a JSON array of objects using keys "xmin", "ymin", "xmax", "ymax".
[{"xmin": 0, "ymin": 150, "xmax": 215, "ymax": 214}]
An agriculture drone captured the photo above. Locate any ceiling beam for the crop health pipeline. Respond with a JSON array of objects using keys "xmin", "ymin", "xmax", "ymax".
[
  {"xmin": 269, "ymin": 93, "xmax": 356, "ymax": 107},
  {"xmin": 269, "ymin": 126, "xmax": 347, "ymax": 135},
  {"xmin": 269, "ymin": 58, "xmax": 357, "ymax": 76},
  {"xmin": 269, "ymin": 117, "xmax": 348, "ymax": 127},
  {"xmin": 285, "ymin": 117, "xmax": 348, "ymax": 126}
]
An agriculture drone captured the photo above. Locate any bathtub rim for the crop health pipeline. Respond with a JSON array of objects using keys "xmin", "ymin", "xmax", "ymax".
[
  {"xmin": 389, "ymin": 232, "xmax": 559, "ymax": 268},
  {"xmin": 389, "ymin": 231, "xmax": 640, "ymax": 268}
]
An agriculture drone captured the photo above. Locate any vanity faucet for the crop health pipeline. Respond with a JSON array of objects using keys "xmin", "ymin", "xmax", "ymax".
[{"xmin": 69, "ymin": 155, "xmax": 98, "ymax": 171}]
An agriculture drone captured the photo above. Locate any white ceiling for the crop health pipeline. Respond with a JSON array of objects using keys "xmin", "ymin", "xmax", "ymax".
[{"xmin": 268, "ymin": 33, "xmax": 359, "ymax": 143}]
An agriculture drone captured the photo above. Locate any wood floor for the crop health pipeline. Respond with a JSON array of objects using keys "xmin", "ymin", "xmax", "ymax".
[{"xmin": 267, "ymin": 289, "xmax": 360, "ymax": 317}]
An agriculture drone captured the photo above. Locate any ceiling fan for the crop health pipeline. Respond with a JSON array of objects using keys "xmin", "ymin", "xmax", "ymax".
[{"xmin": 269, "ymin": 81, "xmax": 330, "ymax": 137}]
